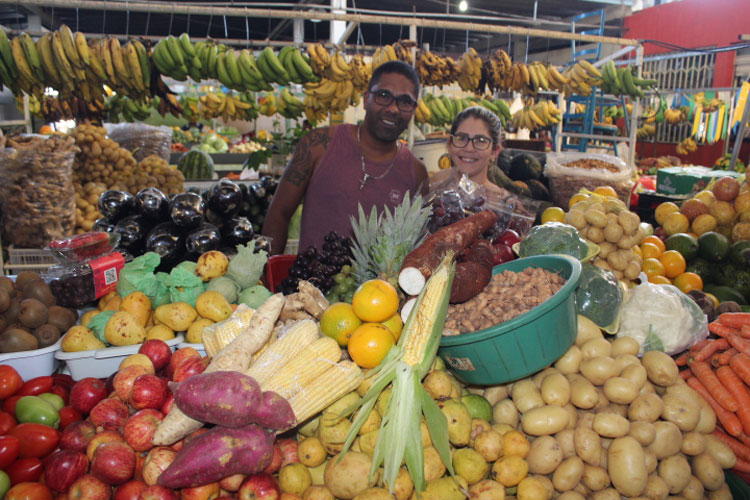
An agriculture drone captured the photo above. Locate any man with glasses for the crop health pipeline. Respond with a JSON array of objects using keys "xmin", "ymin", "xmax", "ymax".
[{"xmin": 263, "ymin": 60, "xmax": 428, "ymax": 255}]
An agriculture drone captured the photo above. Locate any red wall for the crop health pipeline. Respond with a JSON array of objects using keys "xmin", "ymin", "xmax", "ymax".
[{"xmin": 622, "ymin": 0, "xmax": 747, "ymax": 165}]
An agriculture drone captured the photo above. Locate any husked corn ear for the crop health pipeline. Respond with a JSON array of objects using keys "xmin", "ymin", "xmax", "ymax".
[
  {"xmin": 263, "ymin": 336, "xmax": 343, "ymax": 399},
  {"xmin": 201, "ymin": 306, "xmax": 255, "ymax": 357},
  {"xmin": 246, "ymin": 319, "xmax": 319, "ymax": 385},
  {"xmin": 290, "ymin": 361, "xmax": 364, "ymax": 423}
]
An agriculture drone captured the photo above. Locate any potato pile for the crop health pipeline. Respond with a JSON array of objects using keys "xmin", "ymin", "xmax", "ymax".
[
  {"xmin": 134, "ymin": 154, "xmax": 185, "ymax": 196},
  {"xmin": 73, "ymin": 181, "xmax": 107, "ymax": 233},
  {"xmin": 72, "ymin": 123, "xmax": 137, "ymax": 188},
  {"xmin": 565, "ymin": 195, "xmax": 645, "ymax": 280}
]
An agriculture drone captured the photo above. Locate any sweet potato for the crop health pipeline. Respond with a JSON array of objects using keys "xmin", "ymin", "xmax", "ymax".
[
  {"xmin": 247, "ymin": 391, "xmax": 297, "ymax": 430},
  {"xmin": 463, "ymin": 239, "xmax": 495, "ymax": 268},
  {"xmin": 157, "ymin": 424, "xmax": 274, "ymax": 489},
  {"xmin": 450, "ymin": 261, "xmax": 492, "ymax": 304},
  {"xmin": 172, "ymin": 371, "xmax": 262, "ymax": 427}
]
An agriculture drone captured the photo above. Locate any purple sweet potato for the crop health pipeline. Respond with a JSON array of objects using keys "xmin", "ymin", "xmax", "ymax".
[
  {"xmin": 157, "ymin": 423, "xmax": 274, "ymax": 489},
  {"xmin": 246, "ymin": 391, "xmax": 297, "ymax": 430},
  {"xmin": 172, "ymin": 370, "xmax": 261, "ymax": 427}
]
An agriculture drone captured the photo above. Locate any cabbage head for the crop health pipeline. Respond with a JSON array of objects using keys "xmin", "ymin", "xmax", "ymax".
[{"xmin": 519, "ymin": 222, "xmax": 588, "ymax": 260}]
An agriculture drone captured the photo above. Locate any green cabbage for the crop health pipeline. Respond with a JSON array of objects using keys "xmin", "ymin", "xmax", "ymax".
[
  {"xmin": 238, "ymin": 285, "xmax": 273, "ymax": 309},
  {"xmin": 575, "ymin": 263, "xmax": 623, "ymax": 330},
  {"xmin": 226, "ymin": 240, "xmax": 268, "ymax": 290},
  {"xmin": 206, "ymin": 276, "xmax": 241, "ymax": 304},
  {"xmin": 165, "ymin": 266, "xmax": 205, "ymax": 307},
  {"xmin": 519, "ymin": 222, "xmax": 588, "ymax": 260}
]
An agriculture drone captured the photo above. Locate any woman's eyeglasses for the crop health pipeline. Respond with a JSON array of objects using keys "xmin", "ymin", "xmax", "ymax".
[{"xmin": 450, "ymin": 133, "xmax": 493, "ymax": 150}]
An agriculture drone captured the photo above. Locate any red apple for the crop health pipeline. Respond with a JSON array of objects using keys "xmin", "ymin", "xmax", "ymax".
[
  {"xmin": 61, "ymin": 420, "xmax": 97, "ymax": 453},
  {"xmin": 142, "ymin": 446, "xmax": 176, "ymax": 486},
  {"xmin": 179, "ymin": 482, "xmax": 220, "ymax": 500},
  {"xmin": 129, "ymin": 375, "xmax": 169, "ymax": 411},
  {"xmin": 86, "ymin": 430, "xmax": 125, "ymax": 461},
  {"xmin": 171, "ymin": 356, "xmax": 207, "ymax": 383},
  {"xmin": 123, "ymin": 409, "xmax": 163, "ymax": 453},
  {"xmin": 59, "ymin": 406, "xmax": 83, "ymax": 430},
  {"xmin": 491, "ymin": 243, "xmax": 515, "ymax": 265},
  {"xmin": 238, "ymin": 473, "xmax": 280, "ymax": 500},
  {"xmin": 160, "ymin": 393, "xmax": 174, "ymax": 415},
  {"xmin": 219, "ymin": 474, "xmax": 245, "ymax": 492},
  {"xmin": 134, "ymin": 452, "xmax": 146, "ymax": 483},
  {"xmin": 70, "ymin": 378, "xmax": 108, "ymax": 415},
  {"xmin": 262, "ymin": 444, "xmax": 282, "ymax": 475},
  {"xmin": 277, "ymin": 438, "xmax": 299, "ymax": 467},
  {"xmin": 167, "ymin": 348, "xmax": 200, "ymax": 379},
  {"xmin": 496, "ymin": 228, "xmax": 521, "ymax": 247},
  {"xmin": 139, "ymin": 485, "xmax": 178, "ymax": 500},
  {"xmin": 114, "ymin": 365, "xmax": 150, "ymax": 401},
  {"xmin": 90, "ymin": 398, "xmax": 130, "ymax": 431},
  {"xmin": 139, "ymin": 340, "xmax": 172, "ymax": 372},
  {"xmin": 44, "ymin": 449, "xmax": 89, "ymax": 492},
  {"xmin": 92, "ymin": 441, "xmax": 136, "ymax": 485},
  {"xmin": 113, "ymin": 480, "xmax": 147, "ymax": 500},
  {"xmin": 68, "ymin": 474, "xmax": 112, "ymax": 500}
]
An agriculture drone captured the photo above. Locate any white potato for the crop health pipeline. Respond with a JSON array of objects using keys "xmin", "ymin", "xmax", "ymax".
[
  {"xmin": 580, "ymin": 357, "xmax": 620, "ymax": 386},
  {"xmin": 574, "ymin": 426, "xmax": 601, "ymax": 466},
  {"xmin": 627, "ymin": 421, "xmax": 656, "ymax": 446},
  {"xmin": 568, "ymin": 375, "xmax": 599, "ymax": 410},
  {"xmin": 628, "ymin": 393, "xmax": 664, "ymax": 422},
  {"xmin": 680, "ymin": 432, "xmax": 705, "ymax": 456},
  {"xmin": 703, "ymin": 434, "xmax": 736, "ymax": 468},
  {"xmin": 647, "ymin": 421, "xmax": 683, "ymax": 460},
  {"xmin": 492, "ymin": 399, "xmax": 519, "ymax": 427},
  {"xmin": 611, "ymin": 336, "xmax": 640, "ymax": 357},
  {"xmin": 581, "ymin": 338, "xmax": 613, "ymax": 360},
  {"xmin": 692, "ymin": 452, "xmax": 725, "ymax": 491},
  {"xmin": 541, "ymin": 373, "xmax": 571, "ymax": 406},
  {"xmin": 642, "ymin": 351, "xmax": 679, "ymax": 386},
  {"xmin": 608, "ymin": 437, "xmax": 647, "ymax": 497},
  {"xmin": 603, "ymin": 377, "xmax": 639, "ymax": 405},
  {"xmin": 592, "ymin": 413, "xmax": 630, "ymax": 438},
  {"xmin": 512, "ymin": 380, "xmax": 545, "ymax": 413},
  {"xmin": 661, "ymin": 393, "xmax": 700, "ymax": 431},
  {"xmin": 556, "ymin": 429, "xmax": 576, "ymax": 459},
  {"xmin": 527, "ymin": 435, "xmax": 563, "ymax": 475},
  {"xmin": 658, "ymin": 454, "xmax": 691, "ymax": 494},
  {"xmin": 553, "ymin": 456, "xmax": 585, "ymax": 492},
  {"xmin": 556, "ymin": 346, "xmax": 583, "ymax": 374},
  {"xmin": 582, "ymin": 465, "xmax": 610, "ymax": 492},
  {"xmin": 620, "ymin": 364, "xmax": 648, "ymax": 389},
  {"xmin": 521, "ymin": 406, "xmax": 570, "ymax": 436}
]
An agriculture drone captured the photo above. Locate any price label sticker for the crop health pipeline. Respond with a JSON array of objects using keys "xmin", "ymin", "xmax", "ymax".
[{"xmin": 89, "ymin": 252, "xmax": 126, "ymax": 299}]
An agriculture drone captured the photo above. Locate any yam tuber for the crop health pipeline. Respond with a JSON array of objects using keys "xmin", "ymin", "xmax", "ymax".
[{"xmin": 450, "ymin": 261, "xmax": 492, "ymax": 304}]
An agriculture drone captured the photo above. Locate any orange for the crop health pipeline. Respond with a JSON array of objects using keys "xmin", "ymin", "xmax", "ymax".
[
  {"xmin": 648, "ymin": 275, "xmax": 672, "ymax": 285},
  {"xmin": 320, "ymin": 302, "xmax": 363, "ymax": 346},
  {"xmin": 640, "ymin": 242, "xmax": 663, "ymax": 260},
  {"xmin": 659, "ymin": 250, "xmax": 687, "ymax": 279},
  {"xmin": 568, "ymin": 193, "xmax": 589, "ymax": 209},
  {"xmin": 655, "ymin": 202, "xmax": 680, "ymax": 226},
  {"xmin": 381, "ymin": 313, "xmax": 403, "ymax": 342},
  {"xmin": 673, "ymin": 272, "xmax": 703, "ymax": 293},
  {"xmin": 642, "ymin": 258, "xmax": 666, "ymax": 279},
  {"xmin": 352, "ymin": 279, "xmax": 399, "ymax": 323},
  {"xmin": 541, "ymin": 206, "xmax": 565, "ymax": 224},
  {"xmin": 347, "ymin": 323, "xmax": 395, "ymax": 369},
  {"xmin": 642, "ymin": 235, "xmax": 666, "ymax": 253},
  {"xmin": 593, "ymin": 186, "xmax": 618, "ymax": 198}
]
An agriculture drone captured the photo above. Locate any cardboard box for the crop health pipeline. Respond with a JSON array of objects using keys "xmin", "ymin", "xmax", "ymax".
[{"xmin": 657, "ymin": 167, "xmax": 743, "ymax": 195}]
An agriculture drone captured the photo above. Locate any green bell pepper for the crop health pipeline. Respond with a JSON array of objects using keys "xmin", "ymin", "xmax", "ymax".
[
  {"xmin": 0, "ymin": 470, "xmax": 9, "ymax": 498},
  {"xmin": 38, "ymin": 393, "xmax": 65, "ymax": 411},
  {"xmin": 14, "ymin": 395, "xmax": 60, "ymax": 428}
]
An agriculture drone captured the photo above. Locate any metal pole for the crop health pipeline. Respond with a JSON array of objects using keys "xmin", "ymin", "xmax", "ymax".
[
  {"xmin": 729, "ymin": 95, "xmax": 750, "ymax": 172},
  {"xmin": 408, "ymin": 23, "xmax": 417, "ymax": 149}
]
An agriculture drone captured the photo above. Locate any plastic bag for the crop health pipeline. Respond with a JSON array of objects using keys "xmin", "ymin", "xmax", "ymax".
[
  {"xmin": 518, "ymin": 222, "xmax": 589, "ymax": 260},
  {"xmin": 166, "ymin": 266, "xmax": 205, "ymax": 307},
  {"xmin": 117, "ymin": 252, "xmax": 165, "ymax": 303},
  {"xmin": 545, "ymin": 152, "xmax": 635, "ymax": 208},
  {"xmin": 575, "ymin": 263, "xmax": 623, "ymax": 333},
  {"xmin": 616, "ymin": 273, "xmax": 709, "ymax": 355},
  {"xmin": 87, "ymin": 310, "xmax": 116, "ymax": 346},
  {"xmin": 105, "ymin": 123, "xmax": 173, "ymax": 163}
]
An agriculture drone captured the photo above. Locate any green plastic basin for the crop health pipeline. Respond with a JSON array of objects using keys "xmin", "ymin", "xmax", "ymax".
[{"xmin": 438, "ymin": 254, "xmax": 582, "ymax": 386}]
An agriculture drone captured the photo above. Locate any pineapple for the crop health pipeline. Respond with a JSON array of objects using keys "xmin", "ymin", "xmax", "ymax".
[{"xmin": 349, "ymin": 192, "xmax": 430, "ymax": 288}]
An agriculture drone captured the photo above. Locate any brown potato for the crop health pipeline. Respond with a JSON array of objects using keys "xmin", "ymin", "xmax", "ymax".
[
  {"xmin": 703, "ymin": 434, "xmax": 736, "ymax": 468},
  {"xmin": 526, "ymin": 435, "xmax": 563, "ymax": 475},
  {"xmin": 658, "ymin": 454, "xmax": 691, "ymax": 494},
  {"xmin": 647, "ymin": 421, "xmax": 683, "ymax": 459},
  {"xmin": 628, "ymin": 393, "xmax": 664, "ymax": 423},
  {"xmin": 582, "ymin": 465, "xmax": 610, "ymax": 492},
  {"xmin": 627, "ymin": 421, "xmax": 656, "ymax": 446},
  {"xmin": 642, "ymin": 351, "xmax": 679, "ymax": 387},
  {"xmin": 553, "ymin": 456, "xmax": 584, "ymax": 492},
  {"xmin": 692, "ymin": 452, "xmax": 725, "ymax": 490},
  {"xmin": 574, "ymin": 427, "xmax": 601, "ymax": 466},
  {"xmin": 608, "ymin": 437, "xmax": 647, "ymax": 497},
  {"xmin": 660, "ymin": 393, "xmax": 700, "ymax": 431}
]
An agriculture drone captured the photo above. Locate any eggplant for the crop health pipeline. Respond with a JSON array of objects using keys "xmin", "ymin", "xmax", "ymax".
[
  {"xmin": 250, "ymin": 183, "xmax": 266, "ymax": 200},
  {"xmin": 136, "ymin": 187, "xmax": 170, "ymax": 222},
  {"xmin": 203, "ymin": 207, "xmax": 225, "ymax": 229},
  {"xmin": 93, "ymin": 217, "xmax": 117, "ymax": 233},
  {"xmin": 253, "ymin": 236, "xmax": 271, "ymax": 254},
  {"xmin": 145, "ymin": 222, "xmax": 185, "ymax": 268},
  {"xmin": 98, "ymin": 190, "xmax": 136, "ymax": 221},
  {"xmin": 207, "ymin": 178, "xmax": 243, "ymax": 217},
  {"xmin": 185, "ymin": 223, "xmax": 222, "ymax": 258},
  {"xmin": 169, "ymin": 192, "xmax": 205, "ymax": 229},
  {"xmin": 221, "ymin": 217, "xmax": 254, "ymax": 247},
  {"xmin": 114, "ymin": 215, "xmax": 151, "ymax": 255}
]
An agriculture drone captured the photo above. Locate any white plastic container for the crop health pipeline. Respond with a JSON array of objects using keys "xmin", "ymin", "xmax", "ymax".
[
  {"xmin": 0, "ymin": 339, "xmax": 63, "ymax": 380},
  {"xmin": 176, "ymin": 342, "xmax": 206, "ymax": 357},
  {"xmin": 56, "ymin": 335, "xmax": 184, "ymax": 380}
]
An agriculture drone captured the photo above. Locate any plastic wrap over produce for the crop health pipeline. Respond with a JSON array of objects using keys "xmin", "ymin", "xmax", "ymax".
[
  {"xmin": 617, "ymin": 273, "xmax": 709, "ymax": 355},
  {"xmin": 545, "ymin": 151, "xmax": 635, "ymax": 208},
  {"xmin": 105, "ymin": 123, "xmax": 173, "ymax": 163},
  {"xmin": 201, "ymin": 304, "xmax": 256, "ymax": 357},
  {"xmin": 575, "ymin": 262, "xmax": 624, "ymax": 333}
]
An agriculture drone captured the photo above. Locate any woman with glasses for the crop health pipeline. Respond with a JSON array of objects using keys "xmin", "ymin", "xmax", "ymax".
[{"xmin": 447, "ymin": 106, "xmax": 505, "ymax": 193}]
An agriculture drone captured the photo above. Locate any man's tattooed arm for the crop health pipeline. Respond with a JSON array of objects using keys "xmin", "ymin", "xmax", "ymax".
[{"xmin": 282, "ymin": 128, "xmax": 330, "ymax": 186}]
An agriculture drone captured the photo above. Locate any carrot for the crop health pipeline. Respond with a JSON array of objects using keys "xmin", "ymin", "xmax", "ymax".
[
  {"xmin": 679, "ymin": 369, "xmax": 692, "ymax": 380},
  {"xmin": 719, "ymin": 312, "xmax": 750, "ymax": 329},
  {"xmin": 731, "ymin": 353, "xmax": 750, "ymax": 386},
  {"xmin": 686, "ymin": 376, "xmax": 743, "ymax": 437},
  {"xmin": 741, "ymin": 325, "xmax": 750, "ymax": 339},
  {"xmin": 713, "ymin": 429, "xmax": 750, "ymax": 461},
  {"xmin": 717, "ymin": 366, "xmax": 750, "ymax": 434},
  {"xmin": 739, "ymin": 433, "xmax": 750, "ymax": 448},
  {"xmin": 728, "ymin": 334, "xmax": 750, "ymax": 356},
  {"xmin": 690, "ymin": 361, "xmax": 739, "ymax": 412},
  {"xmin": 734, "ymin": 458, "xmax": 750, "ymax": 474},
  {"xmin": 715, "ymin": 348, "xmax": 739, "ymax": 367},
  {"xmin": 691, "ymin": 338, "xmax": 729, "ymax": 362},
  {"xmin": 708, "ymin": 322, "xmax": 741, "ymax": 338},
  {"xmin": 676, "ymin": 352, "xmax": 690, "ymax": 367},
  {"xmin": 691, "ymin": 339, "xmax": 713, "ymax": 352}
]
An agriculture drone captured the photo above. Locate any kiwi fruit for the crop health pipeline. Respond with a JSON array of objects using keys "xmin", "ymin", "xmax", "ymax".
[
  {"xmin": 22, "ymin": 280, "xmax": 55, "ymax": 307},
  {"xmin": 33, "ymin": 324, "xmax": 60, "ymax": 348},
  {"xmin": 0, "ymin": 277, "xmax": 13, "ymax": 296},
  {"xmin": 46, "ymin": 306, "xmax": 76, "ymax": 333},
  {"xmin": 14, "ymin": 271, "xmax": 42, "ymax": 291},
  {"xmin": 0, "ymin": 288, "xmax": 9, "ymax": 313},
  {"xmin": 0, "ymin": 327, "xmax": 38, "ymax": 353},
  {"xmin": 18, "ymin": 299, "xmax": 48, "ymax": 329},
  {"xmin": 4, "ymin": 298, "xmax": 21, "ymax": 325}
]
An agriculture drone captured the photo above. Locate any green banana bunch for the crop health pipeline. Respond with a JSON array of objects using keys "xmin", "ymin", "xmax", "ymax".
[{"xmin": 107, "ymin": 94, "xmax": 152, "ymax": 122}]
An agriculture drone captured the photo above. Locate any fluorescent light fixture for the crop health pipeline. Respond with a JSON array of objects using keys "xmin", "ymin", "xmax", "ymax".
[{"xmin": 458, "ymin": 0, "xmax": 468, "ymax": 11}]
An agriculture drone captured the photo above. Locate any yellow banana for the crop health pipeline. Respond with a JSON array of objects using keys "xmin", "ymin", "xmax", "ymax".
[{"xmin": 74, "ymin": 32, "xmax": 91, "ymax": 66}]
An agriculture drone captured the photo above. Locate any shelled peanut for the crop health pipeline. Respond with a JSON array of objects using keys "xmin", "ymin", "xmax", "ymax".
[
  {"xmin": 135, "ymin": 154, "xmax": 185, "ymax": 195},
  {"xmin": 71, "ymin": 124, "xmax": 137, "ymax": 189},
  {"xmin": 73, "ymin": 181, "xmax": 107, "ymax": 233},
  {"xmin": 565, "ymin": 194, "xmax": 645, "ymax": 280}
]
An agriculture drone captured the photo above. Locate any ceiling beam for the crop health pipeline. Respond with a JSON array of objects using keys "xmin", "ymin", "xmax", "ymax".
[{"xmin": 267, "ymin": 0, "xmax": 320, "ymax": 40}]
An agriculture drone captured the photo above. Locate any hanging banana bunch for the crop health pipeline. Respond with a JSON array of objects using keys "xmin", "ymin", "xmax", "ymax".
[
  {"xmin": 416, "ymin": 49, "xmax": 459, "ymax": 88},
  {"xmin": 371, "ymin": 44, "xmax": 398, "ymax": 71},
  {"xmin": 457, "ymin": 48, "xmax": 482, "ymax": 92}
]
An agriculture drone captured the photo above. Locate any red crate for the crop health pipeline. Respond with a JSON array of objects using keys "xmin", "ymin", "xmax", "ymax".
[{"xmin": 263, "ymin": 254, "xmax": 296, "ymax": 293}]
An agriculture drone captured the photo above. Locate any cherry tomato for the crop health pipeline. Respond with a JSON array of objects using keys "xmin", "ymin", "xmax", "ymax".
[
  {"xmin": 17, "ymin": 377, "xmax": 53, "ymax": 397},
  {"xmin": 57, "ymin": 406, "xmax": 82, "ymax": 430},
  {"xmin": 3, "ymin": 396, "xmax": 22, "ymax": 415},
  {"xmin": 0, "ymin": 411, "xmax": 16, "ymax": 435},
  {"xmin": 6, "ymin": 482, "xmax": 53, "ymax": 500},
  {"xmin": 0, "ymin": 366, "xmax": 23, "ymax": 400},
  {"xmin": 10, "ymin": 423, "xmax": 59, "ymax": 458},
  {"xmin": 48, "ymin": 385, "xmax": 68, "ymax": 405},
  {"xmin": 496, "ymin": 229, "xmax": 521, "ymax": 247},
  {"xmin": 6, "ymin": 458, "xmax": 44, "ymax": 485},
  {"xmin": 0, "ymin": 435, "xmax": 20, "ymax": 468}
]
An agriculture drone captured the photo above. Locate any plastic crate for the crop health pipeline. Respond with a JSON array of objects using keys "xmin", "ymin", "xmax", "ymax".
[
  {"xmin": 263, "ymin": 254, "xmax": 296, "ymax": 293},
  {"xmin": 5, "ymin": 247, "xmax": 57, "ymax": 275},
  {"xmin": 0, "ymin": 339, "xmax": 62, "ymax": 380}
]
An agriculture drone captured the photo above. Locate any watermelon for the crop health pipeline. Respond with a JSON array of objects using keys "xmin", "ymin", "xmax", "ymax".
[{"xmin": 177, "ymin": 150, "xmax": 214, "ymax": 180}]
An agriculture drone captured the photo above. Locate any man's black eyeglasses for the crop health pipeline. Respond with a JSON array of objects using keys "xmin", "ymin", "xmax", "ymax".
[
  {"xmin": 371, "ymin": 89, "xmax": 418, "ymax": 112},
  {"xmin": 450, "ymin": 133, "xmax": 493, "ymax": 150}
]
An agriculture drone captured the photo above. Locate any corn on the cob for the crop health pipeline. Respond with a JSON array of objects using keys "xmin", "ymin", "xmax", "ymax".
[
  {"xmin": 246, "ymin": 319, "xmax": 319, "ymax": 385},
  {"xmin": 201, "ymin": 305, "xmax": 255, "ymax": 357},
  {"xmin": 290, "ymin": 361, "xmax": 364, "ymax": 423},
  {"xmin": 262, "ymin": 336, "xmax": 343, "ymax": 399}
]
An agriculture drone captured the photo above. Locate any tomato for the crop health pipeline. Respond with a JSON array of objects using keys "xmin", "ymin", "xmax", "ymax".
[
  {"xmin": 496, "ymin": 229, "xmax": 521, "ymax": 247},
  {"xmin": 48, "ymin": 385, "xmax": 68, "ymax": 405},
  {"xmin": 0, "ymin": 435, "xmax": 20, "ymax": 468},
  {"xmin": 6, "ymin": 458, "xmax": 43, "ymax": 484},
  {"xmin": 10, "ymin": 423, "xmax": 59, "ymax": 458},
  {"xmin": 6, "ymin": 482, "xmax": 53, "ymax": 500},
  {"xmin": 3, "ymin": 395, "xmax": 22, "ymax": 415},
  {"xmin": 15, "ymin": 396, "xmax": 60, "ymax": 428},
  {"xmin": 57, "ymin": 406, "xmax": 82, "ymax": 430},
  {"xmin": 17, "ymin": 377, "xmax": 53, "ymax": 397},
  {"xmin": 0, "ymin": 411, "xmax": 16, "ymax": 435},
  {"xmin": 0, "ymin": 366, "xmax": 23, "ymax": 400},
  {"xmin": 0, "ymin": 471, "xmax": 9, "ymax": 499}
]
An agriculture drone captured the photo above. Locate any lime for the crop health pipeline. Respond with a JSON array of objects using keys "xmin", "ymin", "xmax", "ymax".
[
  {"xmin": 698, "ymin": 231, "xmax": 730, "ymax": 262},
  {"xmin": 665, "ymin": 233, "xmax": 699, "ymax": 260},
  {"xmin": 460, "ymin": 394, "xmax": 493, "ymax": 422},
  {"xmin": 729, "ymin": 241, "xmax": 750, "ymax": 266}
]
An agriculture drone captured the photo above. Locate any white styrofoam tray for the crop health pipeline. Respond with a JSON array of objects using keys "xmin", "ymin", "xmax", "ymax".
[
  {"xmin": 0, "ymin": 339, "xmax": 62, "ymax": 380},
  {"xmin": 56, "ymin": 334, "xmax": 184, "ymax": 380}
]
